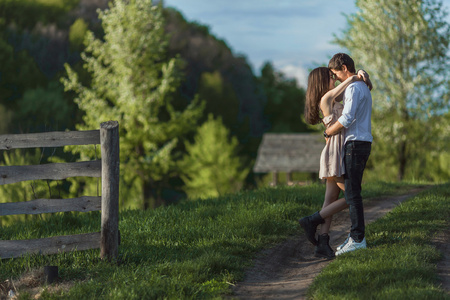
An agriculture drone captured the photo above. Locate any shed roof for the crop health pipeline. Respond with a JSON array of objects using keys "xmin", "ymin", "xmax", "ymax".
[{"xmin": 253, "ymin": 133, "xmax": 324, "ymax": 173}]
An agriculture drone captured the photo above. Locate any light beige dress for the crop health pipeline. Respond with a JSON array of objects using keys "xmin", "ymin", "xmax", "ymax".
[{"xmin": 319, "ymin": 102, "xmax": 345, "ymax": 179}]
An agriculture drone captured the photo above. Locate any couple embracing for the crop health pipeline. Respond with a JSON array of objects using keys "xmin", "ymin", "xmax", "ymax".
[{"xmin": 299, "ymin": 53, "xmax": 373, "ymax": 259}]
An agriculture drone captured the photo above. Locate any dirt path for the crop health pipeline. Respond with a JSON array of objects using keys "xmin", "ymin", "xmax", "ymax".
[
  {"xmin": 433, "ymin": 228, "xmax": 450, "ymax": 293},
  {"xmin": 231, "ymin": 187, "xmax": 443, "ymax": 299}
]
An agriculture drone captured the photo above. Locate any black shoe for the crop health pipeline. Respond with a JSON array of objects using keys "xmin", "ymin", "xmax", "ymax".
[
  {"xmin": 315, "ymin": 234, "xmax": 335, "ymax": 259},
  {"xmin": 299, "ymin": 211, "xmax": 325, "ymax": 246}
]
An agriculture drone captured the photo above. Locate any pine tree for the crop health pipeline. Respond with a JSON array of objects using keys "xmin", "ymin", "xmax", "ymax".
[
  {"xmin": 334, "ymin": 0, "xmax": 450, "ymax": 180},
  {"xmin": 62, "ymin": 0, "xmax": 204, "ymax": 208},
  {"xmin": 180, "ymin": 114, "xmax": 249, "ymax": 199}
]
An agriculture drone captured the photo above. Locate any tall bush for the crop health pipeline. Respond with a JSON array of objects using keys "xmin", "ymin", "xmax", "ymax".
[
  {"xmin": 334, "ymin": 0, "xmax": 450, "ymax": 181},
  {"xmin": 62, "ymin": 0, "xmax": 204, "ymax": 209},
  {"xmin": 180, "ymin": 114, "xmax": 249, "ymax": 199}
]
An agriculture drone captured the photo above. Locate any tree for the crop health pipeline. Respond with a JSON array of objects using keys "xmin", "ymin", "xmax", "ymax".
[
  {"xmin": 259, "ymin": 62, "xmax": 307, "ymax": 133},
  {"xmin": 69, "ymin": 18, "xmax": 89, "ymax": 52},
  {"xmin": 164, "ymin": 8, "xmax": 266, "ymax": 161},
  {"xmin": 334, "ymin": 0, "xmax": 450, "ymax": 180},
  {"xmin": 180, "ymin": 114, "xmax": 249, "ymax": 199},
  {"xmin": 0, "ymin": 32, "xmax": 45, "ymax": 111},
  {"xmin": 197, "ymin": 71, "xmax": 240, "ymax": 135},
  {"xmin": 16, "ymin": 81, "xmax": 76, "ymax": 132},
  {"xmin": 62, "ymin": 0, "xmax": 204, "ymax": 209},
  {"xmin": 0, "ymin": 0, "xmax": 79, "ymax": 29}
]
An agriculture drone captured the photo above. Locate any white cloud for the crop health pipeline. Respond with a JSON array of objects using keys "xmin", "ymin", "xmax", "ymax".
[{"xmin": 279, "ymin": 64, "xmax": 308, "ymax": 89}]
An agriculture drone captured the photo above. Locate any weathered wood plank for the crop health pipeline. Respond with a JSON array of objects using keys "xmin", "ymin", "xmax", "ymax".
[
  {"xmin": 100, "ymin": 121, "xmax": 120, "ymax": 260},
  {"xmin": 0, "ymin": 196, "xmax": 101, "ymax": 216},
  {"xmin": 253, "ymin": 133, "xmax": 324, "ymax": 173},
  {"xmin": 0, "ymin": 232, "xmax": 101, "ymax": 259},
  {"xmin": 0, "ymin": 130, "xmax": 100, "ymax": 150},
  {"xmin": 0, "ymin": 160, "xmax": 101, "ymax": 185}
]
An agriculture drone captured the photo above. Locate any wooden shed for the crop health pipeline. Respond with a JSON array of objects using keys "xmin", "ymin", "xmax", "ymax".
[{"xmin": 253, "ymin": 133, "xmax": 324, "ymax": 185}]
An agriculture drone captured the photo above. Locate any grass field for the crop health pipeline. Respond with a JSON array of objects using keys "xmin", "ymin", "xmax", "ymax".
[
  {"xmin": 308, "ymin": 183, "xmax": 450, "ymax": 299},
  {"xmin": 0, "ymin": 181, "xmax": 448, "ymax": 299}
]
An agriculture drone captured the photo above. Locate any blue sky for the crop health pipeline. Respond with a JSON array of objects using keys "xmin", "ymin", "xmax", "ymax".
[{"xmin": 164, "ymin": 0, "xmax": 450, "ymax": 88}]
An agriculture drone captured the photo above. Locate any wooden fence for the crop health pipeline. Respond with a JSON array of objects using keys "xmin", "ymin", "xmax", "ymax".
[{"xmin": 0, "ymin": 121, "xmax": 119, "ymax": 260}]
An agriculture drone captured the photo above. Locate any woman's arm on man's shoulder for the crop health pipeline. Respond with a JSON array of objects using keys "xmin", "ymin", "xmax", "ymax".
[
  {"xmin": 321, "ymin": 75, "xmax": 360, "ymax": 104},
  {"xmin": 357, "ymin": 69, "xmax": 373, "ymax": 90}
]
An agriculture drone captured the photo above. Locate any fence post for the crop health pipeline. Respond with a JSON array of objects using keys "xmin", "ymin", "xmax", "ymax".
[{"xmin": 100, "ymin": 121, "xmax": 119, "ymax": 260}]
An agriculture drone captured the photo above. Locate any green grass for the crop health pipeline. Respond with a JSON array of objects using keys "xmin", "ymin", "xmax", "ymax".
[
  {"xmin": 308, "ymin": 183, "xmax": 450, "ymax": 300},
  {"xmin": 0, "ymin": 181, "xmax": 444, "ymax": 299}
]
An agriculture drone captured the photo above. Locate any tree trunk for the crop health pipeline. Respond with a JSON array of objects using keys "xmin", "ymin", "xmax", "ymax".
[
  {"xmin": 398, "ymin": 109, "xmax": 409, "ymax": 182},
  {"xmin": 397, "ymin": 140, "xmax": 407, "ymax": 181}
]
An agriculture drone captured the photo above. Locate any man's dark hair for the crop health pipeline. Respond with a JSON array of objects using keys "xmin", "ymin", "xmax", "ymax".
[{"xmin": 328, "ymin": 53, "xmax": 356, "ymax": 73}]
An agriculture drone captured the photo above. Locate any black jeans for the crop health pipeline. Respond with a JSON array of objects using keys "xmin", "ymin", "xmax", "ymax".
[{"xmin": 343, "ymin": 141, "xmax": 371, "ymax": 243}]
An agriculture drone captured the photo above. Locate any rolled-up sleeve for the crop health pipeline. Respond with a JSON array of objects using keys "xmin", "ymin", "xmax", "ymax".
[{"xmin": 338, "ymin": 85, "xmax": 360, "ymax": 128}]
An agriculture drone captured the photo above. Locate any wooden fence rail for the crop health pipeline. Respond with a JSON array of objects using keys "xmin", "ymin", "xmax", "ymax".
[{"xmin": 0, "ymin": 121, "xmax": 119, "ymax": 260}]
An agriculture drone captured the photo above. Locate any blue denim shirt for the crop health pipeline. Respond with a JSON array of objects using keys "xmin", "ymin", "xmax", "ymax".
[{"xmin": 338, "ymin": 81, "xmax": 373, "ymax": 144}]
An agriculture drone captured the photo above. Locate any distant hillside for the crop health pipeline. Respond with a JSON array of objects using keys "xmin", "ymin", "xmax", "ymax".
[
  {"xmin": 165, "ymin": 8, "xmax": 267, "ymax": 159},
  {"xmin": 0, "ymin": 1, "xmax": 267, "ymax": 159}
]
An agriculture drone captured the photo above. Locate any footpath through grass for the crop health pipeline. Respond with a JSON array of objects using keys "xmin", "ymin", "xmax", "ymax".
[
  {"xmin": 0, "ymin": 181, "xmax": 441, "ymax": 299},
  {"xmin": 308, "ymin": 183, "xmax": 450, "ymax": 299}
]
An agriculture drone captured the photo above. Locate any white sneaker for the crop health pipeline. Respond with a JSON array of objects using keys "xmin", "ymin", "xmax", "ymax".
[
  {"xmin": 335, "ymin": 237, "xmax": 367, "ymax": 256},
  {"xmin": 337, "ymin": 234, "xmax": 350, "ymax": 251}
]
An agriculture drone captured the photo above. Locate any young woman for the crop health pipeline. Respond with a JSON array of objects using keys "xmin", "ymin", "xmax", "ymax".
[{"xmin": 299, "ymin": 67, "xmax": 371, "ymax": 259}]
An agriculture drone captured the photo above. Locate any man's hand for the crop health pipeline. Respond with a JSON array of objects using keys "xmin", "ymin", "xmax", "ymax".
[
  {"xmin": 325, "ymin": 121, "xmax": 345, "ymax": 139},
  {"xmin": 323, "ymin": 130, "xmax": 331, "ymax": 143}
]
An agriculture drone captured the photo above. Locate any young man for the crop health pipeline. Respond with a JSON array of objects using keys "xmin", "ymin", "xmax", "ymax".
[{"xmin": 324, "ymin": 53, "xmax": 373, "ymax": 256}]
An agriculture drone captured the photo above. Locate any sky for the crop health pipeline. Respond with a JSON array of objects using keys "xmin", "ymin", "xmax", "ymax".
[{"xmin": 163, "ymin": 0, "xmax": 450, "ymax": 88}]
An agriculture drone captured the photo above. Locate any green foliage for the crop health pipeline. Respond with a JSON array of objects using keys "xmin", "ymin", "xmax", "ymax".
[
  {"xmin": 62, "ymin": 0, "xmax": 204, "ymax": 209},
  {"xmin": 0, "ymin": 103, "xmax": 12, "ymax": 134},
  {"xmin": 334, "ymin": 0, "xmax": 450, "ymax": 180},
  {"xmin": 15, "ymin": 81, "xmax": 76, "ymax": 132},
  {"xmin": 0, "ymin": 0, "xmax": 79, "ymax": 29},
  {"xmin": 69, "ymin": 18, "xmax": 88, "ymax": 51},
  {"xmin": 365, "ymin": 111, "xmax": 450, "ymax": 183},
  {"xmin": 180, "ymin": 114, "xmax": 249, "ymax": 199},
  {"xmin": 259, "ymin": 62, "xmax": 308, "ymax": 133},
  {"xmin": 309, "ymin": 183, "xmax": 450, "ymax": 299},
  {"xmin": 164, "ymin": 8, "xmax": 266, "ymax": 162},
  {"xmin": 198, "ymin": 71, "xmax": 240, "ymax": 134},
  {"xmin": 0, "ymin": 34, "xmax": 44, "ymax": 108},
  {"xmin": 0, "ymin": 0, "xmax": 78, "ymax": 135}
]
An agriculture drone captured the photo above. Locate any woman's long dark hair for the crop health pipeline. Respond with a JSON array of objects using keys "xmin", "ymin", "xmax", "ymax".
[{"xmin": 304, "ymin": 67, "xmax": 331, "ymax": 125}]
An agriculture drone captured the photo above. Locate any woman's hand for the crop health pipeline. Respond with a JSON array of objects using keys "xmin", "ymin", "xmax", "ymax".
[{"xmin": 357, "ymin": 69, "xmax": 373, "ymax": 90}]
